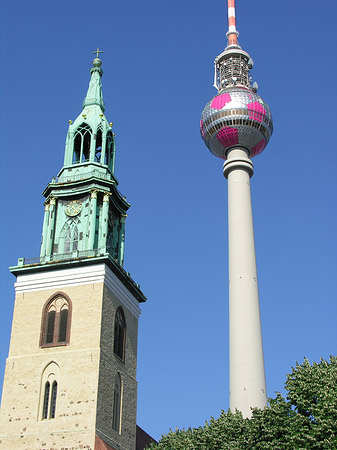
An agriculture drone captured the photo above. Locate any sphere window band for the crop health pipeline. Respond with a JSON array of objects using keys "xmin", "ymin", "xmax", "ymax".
[{"xmin": 204, "ymin": 115, "xmax": 270, "ymax": 135}]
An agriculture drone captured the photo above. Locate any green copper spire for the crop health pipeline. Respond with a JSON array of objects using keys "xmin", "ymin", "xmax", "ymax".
[
  {"xmin": 36, "ymin": 51, "xmax": 129, "ymax": 266},
  {"xmin": 11, "ymin": 51, "xmax": 146, "ymax": 304},
  {"xmin": 62, "ymin": 51, "xmax": 116, "ymax": 174},
  {"xmin": 83, "ymin": 49, "xmax": 105, "ymax": 111}
]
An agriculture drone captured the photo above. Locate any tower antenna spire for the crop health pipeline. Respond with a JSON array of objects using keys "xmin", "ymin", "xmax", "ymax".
[{"xmin": 226, "ymin": 0, "xmax": 239, "ymax": 47}]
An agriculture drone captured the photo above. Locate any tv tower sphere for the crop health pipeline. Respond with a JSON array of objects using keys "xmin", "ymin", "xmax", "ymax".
[
  {"xmin": 200, "ymin": 32, "xmax": 273, "ymax": 159},
  {"xmin": 201, "ymin": 86, "xmax": 273, "ymax": 159}
]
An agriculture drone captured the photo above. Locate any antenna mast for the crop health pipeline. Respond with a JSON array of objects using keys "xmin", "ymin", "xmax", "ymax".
[{"xmin": 227, "ymin": 0, "xmax": 239, "ymax": 47}]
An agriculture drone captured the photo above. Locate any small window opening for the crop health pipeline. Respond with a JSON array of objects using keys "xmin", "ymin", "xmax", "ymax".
[
  {"xmin": 50, "ymin": 381, "xmax": 57, "ymax": 419},
  {"xmin": 105, "ymin": 132, "xmax": 113, "ymax": 166},
  {"xmin": 107, "ymin": 232, "xmax": 114, "ymax": 257},
  {"xmin": 58, "ymin": 309, "xmax": 68, "ymax": 343},
  {"xmin": 64, "ymin": 226, "xmax": 71, "ymax": 253},
  {"xmin": 95, "ymin": 129, "xmax": 102, "ymax": 163},
  {"xmin": 112, "ymin": 373, "xmax": 122, "ymax": 432},
  {"xmin": 114, "ymin": 307, "xmax": 126, "ymax": 361},
  {"xmin": 42, "ymin": 381, "xmax": 50, "ymax": 419},
  {"xmin": 73, "ymin": 133, "xmax": 81, "ymax": 163},
  {"xmin": 42, "ymin": 380, "xmax": 58, "ymax": 420},
  {"xmin": 82, "ymin": 128, "xmax": 91, "ymax": 162},
  {"xmin": 72, "ymin": 226, "xmax": 78, "ymax": 251},
  {"xmin": 46, "ymin": 310, "xmax": 56, "ymax": 344}
]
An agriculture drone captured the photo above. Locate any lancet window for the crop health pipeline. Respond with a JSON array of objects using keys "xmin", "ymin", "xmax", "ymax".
[
  {"xmin": 107, "ymin": 229, "xmax": 118, "ymax": 260},
  {"xmin": 40, "ymin": 362, "xmax": 60, "ymax": 421},
  {"xmin": 42, "ymin": 381, "xmax": 58, "ymax": 420},
  {"xmin": 64, "ymin": 222, "xmax": 79, "ymax": 253},
  {"xmin": 72, "ymin": 123, "xmax": 92, "ymax": 164},
  {"xmin": 105, "ymin": 131, "xmax": 115, "ymax": 172},
  {"xmin": 113, "ymin": 307, "xmax": 126, "ymax": 361},
  {"xmin": 112, "ymin": 372, "xmax": 122, "ymax": 432},
  {"xmin": 95, "ymin": 127, "xmax": 103, "ymax": 163},
  {"xmin": 42, "ymin": 381, "xmax": 50, "ymax": 419},
  {"xmin": 41, "ymin": 294, "xmax": 72, "ymax": 347}
]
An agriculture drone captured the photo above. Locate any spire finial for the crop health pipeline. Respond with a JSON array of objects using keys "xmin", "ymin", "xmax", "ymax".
[
  {"xmin": 92, "ymin": 47, "xmax": 104, "ymax": 59},
  {"xmin": 226, "ymin": 0, "xmax": 239, "ymax": 47},
  {"xmin": 82, "ymin": 48, "xmax": 105, "ymax": 111}
]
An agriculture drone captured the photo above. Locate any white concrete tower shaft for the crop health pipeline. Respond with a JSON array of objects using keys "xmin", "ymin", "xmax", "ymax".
[{"xmin": 223, "ymin": 147, "xmax": 267, "ymax": 417}]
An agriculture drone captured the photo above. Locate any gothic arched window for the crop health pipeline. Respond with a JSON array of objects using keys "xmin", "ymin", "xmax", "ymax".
[
  {"xmin": 112, "ymin": 372, "xmax": 122, "ymax": 432},
  {"xmin": 113, "ymin": 307, "xmax": 126, "ymax": 361},
  {"xmin": 72, "ymin": 123, "xmax": 92, "ymax": 164},
  {"xmin": 64, "ymin": 222, "xmax": 78, "ymax": 253},
  {"xmin": 40, "ymin": 362, "xmax": 60, "ymax": 420},
  {"xmin": 41, "ymin": 294, "xmax": 72, "ymax": 347}
]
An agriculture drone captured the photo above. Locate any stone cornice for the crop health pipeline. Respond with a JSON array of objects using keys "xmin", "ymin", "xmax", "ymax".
[{"xmin": 14, "ymin": 263, "xmax": 142, "ymax": 318}]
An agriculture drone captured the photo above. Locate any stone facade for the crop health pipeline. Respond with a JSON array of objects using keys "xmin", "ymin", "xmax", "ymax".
[
  {"xmin": 95, "ymin": 285, "xmax": 139, "ymax": 450},
  {"xmin": 0, "ymin": 263, "xmax": 140, "ymax": 450}
]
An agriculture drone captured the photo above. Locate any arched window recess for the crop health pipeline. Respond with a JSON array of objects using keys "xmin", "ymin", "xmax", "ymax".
[
  {"xmin": 40, "ymin": 362, "xmax": 60, "ymax": 421},
  {"xmin": 113, "ymin": 307, "xmax": 126, "ymax": 362},
  {"xmin": 63, "ymin": 220, "xmax": 79, "ymax": 254},
  {"xmin": 72, "ymin": 123, "xmax": 92, "ymax": 164},
  {"xmin": 112, "ymin": 372, "xmax": 122, "ymax": 433},
  {"xmin": 94, "ymin": 127, "xmax": 103, "ymax": 163},
  {"xmin": 40, "ymin": 293, "xmax": 72, "ymax": 347},
  {"xmin": 105, "ymin": 131, "xmax": 115, "ymax": 173}
]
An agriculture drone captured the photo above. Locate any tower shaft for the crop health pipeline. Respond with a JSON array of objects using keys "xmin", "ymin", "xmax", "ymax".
[{"xmin": 224, "ymin": 148, "xmax": 267, "ymax": 417}]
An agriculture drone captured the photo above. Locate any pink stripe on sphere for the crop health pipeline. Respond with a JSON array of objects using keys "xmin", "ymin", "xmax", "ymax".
[
  {"xmin": 217, "ymin": 127, "xmax": 238, "ymax": 147},
  {"xmin": 211, "ymin": 93, "xmax": 231, "ymax": 110},
  {"xmin": 251, "ymin": 139, "xmax": 266, "ymax": 157},
  {"xmin": 247, "ymin": 101, "xmax": 266, "ymax": 123}
]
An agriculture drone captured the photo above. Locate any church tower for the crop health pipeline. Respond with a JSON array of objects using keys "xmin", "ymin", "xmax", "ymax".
[{"xmin": 0, "ymin": 52, "xmax": 147, "ymax": 450}]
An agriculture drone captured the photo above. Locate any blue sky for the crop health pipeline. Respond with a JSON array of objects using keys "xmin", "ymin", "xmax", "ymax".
[{"xmin": 1, "ymin": 0, "xmax": 337, "ymax": 442}]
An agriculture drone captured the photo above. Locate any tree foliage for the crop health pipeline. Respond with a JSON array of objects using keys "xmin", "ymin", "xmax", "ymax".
[{"xmin": 148, "ymin": 357, "xmax": 337, "ymax": 450}]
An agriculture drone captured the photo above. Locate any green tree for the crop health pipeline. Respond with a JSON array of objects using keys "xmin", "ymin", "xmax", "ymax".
[{"xmin": 148, "ymin": 357, "xmax": 337, "ymax": 450}]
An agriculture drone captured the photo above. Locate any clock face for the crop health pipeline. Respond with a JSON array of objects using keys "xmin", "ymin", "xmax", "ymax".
[{"xmin": 65, "ymin": 200, "xmax": 82, "ymax": 217}]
